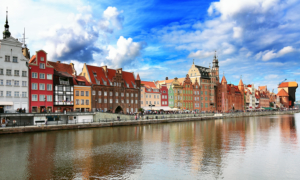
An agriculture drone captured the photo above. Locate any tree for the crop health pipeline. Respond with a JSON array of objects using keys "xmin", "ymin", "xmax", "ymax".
[{"xmin": 138, "ymin": 108, "xmax": 144, "ymax": 114}]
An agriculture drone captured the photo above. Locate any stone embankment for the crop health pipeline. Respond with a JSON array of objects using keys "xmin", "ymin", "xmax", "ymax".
[{"xmin": 0, "ymin": 110, "xmax": 299, "ymax": 135}]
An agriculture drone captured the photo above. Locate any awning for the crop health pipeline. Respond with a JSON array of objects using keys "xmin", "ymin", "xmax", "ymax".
[{"xmin": 0, "ymin": 102, "xmax": 13, "ymax": 106}]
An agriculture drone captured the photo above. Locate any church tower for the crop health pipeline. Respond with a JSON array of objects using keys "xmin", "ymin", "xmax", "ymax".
[
  {"xmin": 3, "ymin": 9, "xmax": 11, "ymax": 39},
  {"xmin": 212, "ymin": 51, "xmax": 219, "ymax": 82}
]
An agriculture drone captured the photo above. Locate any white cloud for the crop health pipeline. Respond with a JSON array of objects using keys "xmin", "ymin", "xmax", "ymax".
[
  {"xmin": 233, "ymin": 27, "xmax": 243, "ymax": 38},
  {"xmin": 260, "ymin": 46, "xmax": 295, "ymax": 61},
  {"xmin": 188, "ymin": 50, "xmax": 214, "ymax": 59},
  {"xmin": 103, "ymin": 6, "xmax": 124, "ymax": 30},
  {"xmin": 106, "ymin": 36, "xmax": 144, "ymax": 68}
]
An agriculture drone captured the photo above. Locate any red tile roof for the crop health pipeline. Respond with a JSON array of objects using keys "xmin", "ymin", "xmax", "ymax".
[
  {"xmin": 136, "ymin": 74, "xmax": 140, "ymax": 80},
  {"xmin": 141, "ymin": 81, "xmax": 158, "ymax": 89},
  {"xmin": 277, "ymin": 89, "xmax": 289, "ymax": 97},
  {"xmin": 29, "ymin": 55, "xmax": 36, "ymax": 63},
  {"xmin": 86, "ymin": 65, "xmax": 137, "ymax": 88},
  {"xmin": 73, "ymin": 76, "xmax": 91, "ymax": 86},
  {"xmin": 48, "ymin": 61, "xmax": 75, "ymax": 75},
  {"xmin": 247, "ymin": 84, "xmax": 252, "ymax": 87}
]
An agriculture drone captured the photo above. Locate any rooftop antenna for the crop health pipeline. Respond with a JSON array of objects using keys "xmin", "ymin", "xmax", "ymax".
[
  {"xmin": 240, "ymin": 75, "xmax": 242, "ymax": 80},
  {"xmin": 22, "ymin": 28, "xmax": 28, "ymax": 47}
]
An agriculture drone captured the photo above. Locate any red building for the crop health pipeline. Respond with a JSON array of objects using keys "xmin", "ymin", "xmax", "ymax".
[
  {"xmin": 160, "ymin": 84, "xmax": 168, "ymax": 106},
  {"xmin": 28, "ymin": 50, "xmax": 54, "ymax": 113},
  {"xmin": 193, "ymin": 78, "xmax": 201, "ymax": 112}
]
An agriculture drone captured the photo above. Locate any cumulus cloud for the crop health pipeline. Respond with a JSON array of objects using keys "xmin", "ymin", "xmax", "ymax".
[
  {"xmin": 188, "ymin": 50, "xmax": 214, "ymax": 59},
  {"xmin": 106, "ymin": 36, "xmax": 145, "ymax": 68},
  {"xmin": 257, "ymin": 46, "xmax": 295, "ymax": 61},
  {"xmin": 41, "ymin": 6, "xmax": 126, "ymax": 63}
]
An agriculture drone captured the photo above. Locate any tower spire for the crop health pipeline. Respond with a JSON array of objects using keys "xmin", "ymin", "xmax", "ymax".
[{"xmin": 3, "ymin": 7, "xmax": 11, "ymax": 39}]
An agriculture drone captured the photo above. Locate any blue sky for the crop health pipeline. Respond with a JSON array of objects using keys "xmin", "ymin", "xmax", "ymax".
[{"xmin": 1, "ymin": 0, "xmax": 300, "ymax": 99}]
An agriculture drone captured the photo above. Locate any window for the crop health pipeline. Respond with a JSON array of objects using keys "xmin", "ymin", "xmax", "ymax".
[
  {"xmin": 86, "ymin": 100, "xmax": 89, "ymax": 105},
  {"xmin": 116, "ymin": 99, "xmax": 118, "ymax": 103},
  {"xmin": 14, "ymin": 70, "xmax": 19, "ymax": 76},
  {"xmin": 116, "ymin": 92, "xmax": 118, "ymax": 96},
  {"xmin": 32, "ymin": 95, "xmax": 37, "ymax": 101},
  {"xmin": 47, "ymin": 95, "xmax": 52, "ymax": 101},
  {"xmin": 146, "ymin": 95, "xmax": 148, "ymax": 98},
  {"xmin": 22, "ymin": 81, "xmax": 27, "ymax": 87},
  {"xmin": 40, "ymin": 95, "xmax": 45, "ymax": 101},
  {"xmin": 81, "ymin": 91, "xmax": 84, "ymax": 96},
  {"xmin": 14, "ymin": 81, "xmax": 19, "ymax": 86},
  {"xmin": 154, "ymin": 95, "xmax": 156, "ymax": 99},
  {"xmin": 146, "ymin": 101, "xmax": 148, "ymax": 104},
  {"xmin": 126, "ymin": 99, "xmax": 129, "ymax": 103},
  {"xmin": 76, "ymin": 91, "xmax": 79, "ymax": 96},
  {"xmin": 157, "ymin": 101, "xmax": 159, "ymax": 104},
  {"xmin": 6, "ymin": 91, "xmax": 11, "ymax": 97},
  {"xmin": 0, "ymin": 80, "xmax": 3, "ymax": 85},
  {"xmin": 98, "ymin": 91, "xmax": 101, "ymax": 95},
  {"xmin": 47, "ymin": 74, "xmax": 52, "ymax": 80},
  {"xmin": 13, "ymin": 57, "xmax": 18, "ymax": 63},
  {"xmin": 121, "ymin": 99, "xmax": 124, "ymax": 103},
  {"xmin": 22, "ymin": 92, "xmax": 27, "ymax": 98},
  {"xmin": 41, "ymin": 57, "xmax": 44, "ymax": 61},
  {"xmin": 22, "ymin": 71, "xmax": 27, "ymax": 77},
  {"xmin": 14, "ymin": 91, "xmax": 19, "ymax": 97},
  {"xmin": 32, "ymin": 83, "xmax": 38, "ymax": 90},
  {"xmin": 110, "ymin": 99, "xmax": 113, "ymax": 103},
  {"xmin": 141, "ymin": 101, "xmax": 143, "ymax": 104},
  {"xmin": 47, "ymin": 84, "xmax": 52, "ymax": 91},
  {"xmin": 136, "ymin": 93, "xmax": 138, "ymax": 97},
  {"xmin": 39, "ymin": 84, "xmax": 45, "ymax": 90},
  {"xmin": 32, "ymin": 72, "xmax": 38, "ymax": 78},
  {"xmin": 104, "ymin": 91, "xmax": 107, "ymax": 96},
  {"xmin": 104, "ymin": 99, "xmax": 107, "ymax": 103},
  {"xmin": 81, "ymin": 100, "xmax": 84, "ymax": 105},
  {"xmin": 0, "ymin": 91, "xmax": 3, "ymax": 96},
  {"xmin": 131, "ymin": 100, "xmax": 133, "ymax": 104},
  {"xmin": 141, "ymin": 94, "xmax": 143, "ymax": 98},
  {"xmin": 76, "ymin": 99, "xmax": 79, "ymax": 105},
  {"xmin": 131, "ymin": 108, "xmax": 133, "ymax": 112},
  {"xmin": 149, "ymin": 95, "xmax": 152, "ymax": 98},
  {"xmin": 40, "ymin": 73, "xmax": 45, "ymax": 79},
  {"xmin": 5, "ymin": 55, "xmax": 10, "ymax": 62},
  {"xmin": 6, "ymin": 69, "xmax": 11, "ymax": 76},
  {"xmin": 110, "ymin": 92, "xmax": 113, "ymax": 96},
  {"xmin": 98, "ymin": 98, "xmax": 102, "ymax": 103},
  {"xmin": 6, "ymin": 80, "xmax": 11, "ymax": 86},
  {"xmin": 126, "ymin": 93, "xmax": 129, "ymax": 97},
  {"xmin": 131, "ymin": 93, "xmax": 133, "ymax": 97},
  {"xmin": 121, "ymin": 93, "xmax": 124, "ymax": 97},
  {"xmin": 0, "ymin": 69, "xmax": 3, "ymax": 75},
  {"xmin": 40, "ymin": 63, "xmax": 45, "ymax": 69},
  {"xmin": 86, "ymin": 91, "xmax": 89, "ymax": 96},
  {"xmin": 135, "ymin": 100, "xmax": 138, "ymax": 104}
]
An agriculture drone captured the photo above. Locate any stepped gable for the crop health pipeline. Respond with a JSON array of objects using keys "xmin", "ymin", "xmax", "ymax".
[{"xmin": 277, "ymin": 89, "xmax": 289, "ymax": 97}]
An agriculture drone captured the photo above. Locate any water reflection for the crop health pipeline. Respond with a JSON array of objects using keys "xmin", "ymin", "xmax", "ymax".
[{"xmin": 0, "ymin": 114, "xmax": 299, "ymax": 179}]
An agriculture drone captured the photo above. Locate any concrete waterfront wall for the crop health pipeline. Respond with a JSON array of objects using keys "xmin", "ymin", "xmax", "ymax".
[{"xmin": 0, "ymin": 110, "xmax": 299, "ymax": 135}]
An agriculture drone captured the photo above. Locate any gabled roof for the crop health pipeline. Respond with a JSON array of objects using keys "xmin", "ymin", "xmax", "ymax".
[
  {"xmin": 141, "ymin": 81, "xmax": 158, "ymax": 89},
  {"xmin": 29, "ymin": 55, "xmax": 36, "ymax": 63},
  {"xmin": 279, "ymin": 81, "xmax": 298, "ymax": 88},
  {"xmin": 48, "ymin": 61, "xmax": 75, "ymax": 75},
  {"xmin": 277, "ymin": 89, "xmax": 289, "ymax": 97},
  {"xmin": 195, "ymin": 65, "xmax": 210, "ymax": 79},
  {"xmin": 73, "ymin": 76, "xmax": 91, "ymax": 86},
  {"xmin": 86, "ymin": 65, "xmax": 136, "ymax": 88},
  {"xmin": 221, "ymin": 76, "xmax": 227, "ymax": 83}
]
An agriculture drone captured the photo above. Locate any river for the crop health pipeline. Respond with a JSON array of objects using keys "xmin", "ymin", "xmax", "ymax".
[{"xmin": 0, "ymin": 114, "xmax": 299, "ymax": 179}]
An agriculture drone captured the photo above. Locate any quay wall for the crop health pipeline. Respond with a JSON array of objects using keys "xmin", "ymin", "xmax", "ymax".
[{"xmin": 0, "ymin": 110, "xmax": 299, "ymax": 135}]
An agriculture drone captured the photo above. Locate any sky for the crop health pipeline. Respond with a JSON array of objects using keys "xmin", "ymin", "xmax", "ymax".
[{"xmin": 1, "ymin": 0, "xmax": 300, "ymax": 99}]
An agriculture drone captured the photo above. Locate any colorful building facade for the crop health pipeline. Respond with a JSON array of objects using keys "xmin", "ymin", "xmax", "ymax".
[
  {"xmin": 141, "ymin": 81, "xmax": 161, "ymax": 110},
  {"xmin": 160, "ymin": 84, "xmax": 168, "ymax": 106},
  {"xmin": 81, "ymin": 64, "xmax": 141, "ymax": 113},
  {"xmin": 168, "ymin": 85, "xmax": 174, "ymax": 108},
  {"xmin": 28, "ymin": 50, "xmax": 54, "ymax": 113},
  {"xmin": 73, "ymin": 76, "xmax": 91, "ymax": 112}
]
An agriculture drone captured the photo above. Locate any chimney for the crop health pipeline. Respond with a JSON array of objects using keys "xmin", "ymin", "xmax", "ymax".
[
  {"xmin": 117, "ymin": 68, "xmax": 122, "ymax": 74},
  {"xmin": 57, "ymin": 61, "xmax": 61, "ymax": 63},
  {"xmin": 166, "ymin": 77, "xmax": 168, "ymax": 80}
]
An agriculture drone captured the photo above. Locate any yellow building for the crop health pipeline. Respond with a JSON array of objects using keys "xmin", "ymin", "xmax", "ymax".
[
  {"xmin": 73, "ymin": 76, "xmax": 92, "ymax": 112},
  {"xmin": 172, "ymin": 77, "xmax": 183, "ymax": 109}
]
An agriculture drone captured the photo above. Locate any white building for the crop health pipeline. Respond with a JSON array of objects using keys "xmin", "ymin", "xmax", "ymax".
[{"xmin": 0, "ymin": 12, "xmax": 29, "ymax": 113}]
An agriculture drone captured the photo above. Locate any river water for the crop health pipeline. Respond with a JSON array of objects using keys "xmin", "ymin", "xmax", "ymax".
[{"xmin": 0, "ymin": 114, "xmax": 299, "ymax": 179}]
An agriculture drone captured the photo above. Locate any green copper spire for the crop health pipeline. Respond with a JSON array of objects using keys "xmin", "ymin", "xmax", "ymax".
[{"xmin": 3, "ymin": 8, "xmax": 11, "ymax": 39}]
